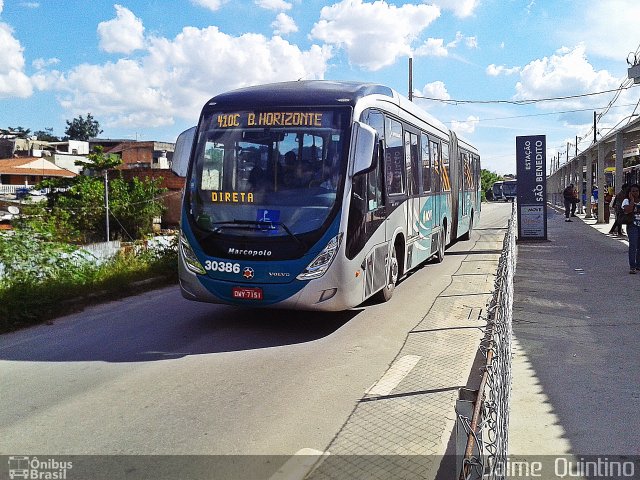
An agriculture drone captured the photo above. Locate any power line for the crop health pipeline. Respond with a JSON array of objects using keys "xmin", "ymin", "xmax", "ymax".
[
  {"xmin": 446, "ymin": 102, "xmax": 639, "ymax": 124},
  {"xmin": 414, "ymin": 84, "xmax": 638, "ymax": 105}
]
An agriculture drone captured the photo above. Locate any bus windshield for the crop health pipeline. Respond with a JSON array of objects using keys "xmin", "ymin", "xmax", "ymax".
[
  {"xmin": 188, "ymin": 108, "xmax": 351, "ymax": 238},
  {"xmin": 502, "ymin": 181, "xmax": 517, "ymax": 197}
]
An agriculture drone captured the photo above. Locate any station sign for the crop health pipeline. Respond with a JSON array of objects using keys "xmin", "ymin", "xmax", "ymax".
[{"xmin": 516, "ymin": 135, "xmax": 547, "ymax": 240}]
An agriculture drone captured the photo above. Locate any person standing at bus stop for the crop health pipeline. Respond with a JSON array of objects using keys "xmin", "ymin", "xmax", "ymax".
[
  {"xmin": 608, "ymin": 184, "xmax": 629, "ymax": 236},
  {"xmin": 622, "ymin": 184, "xmax": 640, "ymax": 274},
  {"xmin": 563, "ymin": 183, "xmax": 577, "ymax": 222}
]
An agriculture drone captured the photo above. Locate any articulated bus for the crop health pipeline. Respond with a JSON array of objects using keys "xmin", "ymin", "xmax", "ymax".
[{"xmin": 175, "ymin": 81, "xmax": 481, "ymax": 311}]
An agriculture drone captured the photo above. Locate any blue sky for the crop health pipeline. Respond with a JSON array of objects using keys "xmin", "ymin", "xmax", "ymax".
[{"xmin": 1, "ymin": 0, "xmax": 639, "ymax": 174}]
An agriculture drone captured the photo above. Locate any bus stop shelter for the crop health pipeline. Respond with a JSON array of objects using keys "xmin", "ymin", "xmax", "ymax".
[{"xmin": 547, "ymin": 115, "xmax": 640, "ymax": 223}]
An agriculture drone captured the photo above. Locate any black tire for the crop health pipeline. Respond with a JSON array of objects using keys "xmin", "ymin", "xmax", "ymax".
[{"xmin": 375, "ymin": 244, "xmax": 399, "ymax": 302}]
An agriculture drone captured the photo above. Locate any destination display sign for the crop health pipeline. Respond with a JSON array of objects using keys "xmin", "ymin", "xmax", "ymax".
[
  {"xmin": 214, "ymin": 111, "xmax": 328, "ymax": 129},
  {"xmin": 516, "ymin": 135, "xmax": 547, "ymax": 240}
]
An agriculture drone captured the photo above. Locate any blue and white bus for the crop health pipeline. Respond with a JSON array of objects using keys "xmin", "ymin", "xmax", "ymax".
[{"xmin": 174, "ymin": 81, "xmax": 481, "ymax": 310}]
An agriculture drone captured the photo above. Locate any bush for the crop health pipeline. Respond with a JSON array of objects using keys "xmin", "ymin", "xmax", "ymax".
[{"xmin": 0, "ymin": 228, "xmax": 177, "ymax": 333}]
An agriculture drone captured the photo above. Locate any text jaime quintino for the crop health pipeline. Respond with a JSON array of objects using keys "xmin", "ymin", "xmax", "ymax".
[{"xmin": 490, "ymin": 457, "xmax": 636, "ymax": 479}]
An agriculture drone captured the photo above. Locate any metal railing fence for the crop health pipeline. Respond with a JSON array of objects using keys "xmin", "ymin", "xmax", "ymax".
[{"xmin": 457, "ymin": 203, "xmax": 517, "ymax": 480}]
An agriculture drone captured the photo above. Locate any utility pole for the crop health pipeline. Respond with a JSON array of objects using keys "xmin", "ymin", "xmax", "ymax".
[
  {"xmin": 593, "ymin": 111, "xmax": 597, "ymax": 143},
  {"xmin": 408, "ymin": 57, "xmax": 413, "ymax": 101},
  {"xmin": 104, "ymin": 170, "xmax": 110, "ymax": 242}
]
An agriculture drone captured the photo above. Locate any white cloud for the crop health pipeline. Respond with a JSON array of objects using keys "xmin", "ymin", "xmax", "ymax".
[
  {"xmin": 0, "ymin": 1, "xmax": 4, "ymax": 13},
  {"xmin": 446, "ymin": 32, "xmax": 477, "ymax": 49},
  {"xmin": 451, "ymin": 115, "xmax": 479, "ymax": 134},
  {"xmin": 431, "ymin": 0, "xmax": 480, "ymax": 18},
  {"xmin": 567, "ymin": 0, "xmax": 640, "ymax": 61},
  {"xmin": 48, "ymin": 26, "xmax": 331, "ymax": 128},
  {"xmin": 526, "ymin": 0, "xmax": 535, "ymax": 15},
  {"xmin": 486, "ymin": 64, "xmax": 521, "ymax": 76},
  {"xmin": 256, "ymin": 0, "xmax": 292, "ymax": 11},
  {"xmin": 514, "ymin": 44, "xmax": 619, "ymax": 107},
  {"xmin": 272, "ymin": 13, "xmax": 298, "ymax": 35},
  {"xmin": 310, "ymin": 0, "xmax": 440, "ymax": 71},
  {"xmin": 414, "ymin": 32, "xmax": 476, "ymax": 58},
  {"xmin": 420, "ymin": 81, "xmax": 450, "ymax": 100},
  {"xmin": 97, "ymin": 5, "xmax": 145, "ymax": 54},
  {"xmin": 32, "ymin": 57, "xmax": 60, "ymax": 70},
  {"xmin": 19, "ymin": 2, "xmax": 40, "ymax": 8},
  {"xmin": 0, "ymin": 23, "xmax": 33, "ymax": 98},
  {"xmin": 191, "ymin": 0, "xmax": 228, "ymax": 11},
  {"xmin": 414, "ymin": 38, "xmax": 448, "ymax": 57}
]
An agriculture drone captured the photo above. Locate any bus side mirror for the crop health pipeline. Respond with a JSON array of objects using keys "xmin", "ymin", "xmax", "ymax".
[
  {"xmin": 352, "ymin": 122, "xmax": 377, "ymax": 176},
  {"xmin": 171, "ymin": 126, "xmax": 197, "ymax": 177}
]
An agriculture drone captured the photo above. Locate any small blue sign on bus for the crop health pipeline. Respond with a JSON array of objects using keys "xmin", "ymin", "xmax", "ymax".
[
  {"xmin": 256, "ymin": 208, "xmax": 280, "ymax": 233},
  {"xmin": 516, "ymin": 135, "xmax": 547, "ymax": 240}
]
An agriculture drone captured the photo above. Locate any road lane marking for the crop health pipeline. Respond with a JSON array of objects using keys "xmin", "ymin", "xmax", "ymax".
[
  {"xmin": 365, "ymin": 354, "xmax": 422, "ymax": 396},
  {"xmin": 269, "ymin": 448, "xmax": 329, "ymax": 480}
]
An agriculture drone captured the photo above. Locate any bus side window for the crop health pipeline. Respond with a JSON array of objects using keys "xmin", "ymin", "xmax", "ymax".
[
  {"xmin": 421, "ymin": 135, "xmax": 431, "ymax": 193},
  {"xmin": 405, "ymin": 131, "xmax": 419, "ymax": 196},
  {"xmin": 386, "ymin": 118, "xmax": 404, "ymax": 195},
  {"xmin": 441, "ymin": 141, "xmax": 451, "ymax": 191},
  {"xmin": 430, "ymin": 140, "xmax": 441, "ymax": 192},
  {"xmin": 363, "ymin": 109, "xmax": 385, "ymax": 211}
]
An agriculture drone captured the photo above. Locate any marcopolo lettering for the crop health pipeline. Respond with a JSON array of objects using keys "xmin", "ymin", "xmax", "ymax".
[{"xmin": 228, "ymin": 247, "xmax": 272, "ymax": 257}]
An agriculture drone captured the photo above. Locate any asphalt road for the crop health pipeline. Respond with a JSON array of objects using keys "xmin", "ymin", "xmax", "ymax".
[{"xmin": 0, "ymin": 202, "xmax": 511, "ymax": 459}]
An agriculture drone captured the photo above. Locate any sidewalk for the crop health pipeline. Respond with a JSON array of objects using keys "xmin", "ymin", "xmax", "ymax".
[
  {"xmin": 304, "ymin": 217, "xmax": 507, "ymax": 480},
  {"xmin": 509, "ymin": 204, "xmax": 640, "ymax": 456}
]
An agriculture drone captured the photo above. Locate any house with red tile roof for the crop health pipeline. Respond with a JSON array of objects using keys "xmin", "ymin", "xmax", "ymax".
[{"xmin": 0, "ymin": 157, "xmax": 76, "ymax": 193}]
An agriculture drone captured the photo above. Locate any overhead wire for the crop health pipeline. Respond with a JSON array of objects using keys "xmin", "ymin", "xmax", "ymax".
[
  {"xmin": 446, "ymin": 102, "xmax": 639, "ymax": 124},
  {"xmin": 413, "ymin": 84, "xmax": 637, "ymax": 105}
]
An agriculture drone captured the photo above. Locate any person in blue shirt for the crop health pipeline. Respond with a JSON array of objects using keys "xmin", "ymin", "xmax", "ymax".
[{"xmin": 622, "ymin": 184, "xmax": 640, "ymax": 273}]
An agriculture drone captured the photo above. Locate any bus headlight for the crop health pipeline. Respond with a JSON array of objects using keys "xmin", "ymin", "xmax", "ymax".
[
  {"xmin": 180, "ymin": 231, "xmax": 206, "ymax": 275},
  {"xmin": 297, "ymin": 233, "xmax": 343, "ymax": 281}
]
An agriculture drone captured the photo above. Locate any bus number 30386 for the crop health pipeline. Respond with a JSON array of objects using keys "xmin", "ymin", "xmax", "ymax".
[{"xmin": 204, "ymin": 260, "xmax": 241, "ymax": 273}]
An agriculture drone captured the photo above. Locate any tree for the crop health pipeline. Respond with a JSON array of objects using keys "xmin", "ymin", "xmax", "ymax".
[
  {"xmin": 64, "ymin": 113, "xmax": 102, "ymax": 141},
  {"xmin": 36, "ymin": 148, "xmax": 165, "ymax": 243},
  {"xmin": 75, "ymin": 145, "xmax": 122, "ymax": 172},
  {"xmin": 34, "ymin": 127, "xmax": 61, "ymax": 142},
  {"xmin": 481, "ymin": 169, "xmax": 503, "ymax": 201},
  {"xmin": 5, "ymin": 126, "xmax": 32, "ymax": 138},
  {"xmin": 109, "ymin": 176, "xmax": 166, "ymax": 239}
]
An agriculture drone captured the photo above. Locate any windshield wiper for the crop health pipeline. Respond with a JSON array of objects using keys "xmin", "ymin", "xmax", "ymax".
[{"xmin": 207, "ymin": 219, "xmax": 305, "ymax": 248}]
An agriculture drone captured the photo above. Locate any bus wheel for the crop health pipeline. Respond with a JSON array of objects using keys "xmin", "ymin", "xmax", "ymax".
[
  {"xmin": 376, "ymin": 245, "xmax": 399, "ymax": 302},
  {"xmin": 460, "ymin": 212, "xmax": 473, "ymax": 241},
  {"xmin": 436, "ymin": 228, "xmax": 445, "ymax": 263}
]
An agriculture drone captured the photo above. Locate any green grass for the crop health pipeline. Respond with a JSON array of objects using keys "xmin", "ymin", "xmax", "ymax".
[{"xmin": 0, "ymin": 248, "xmax": 178, "ymax": 333}]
